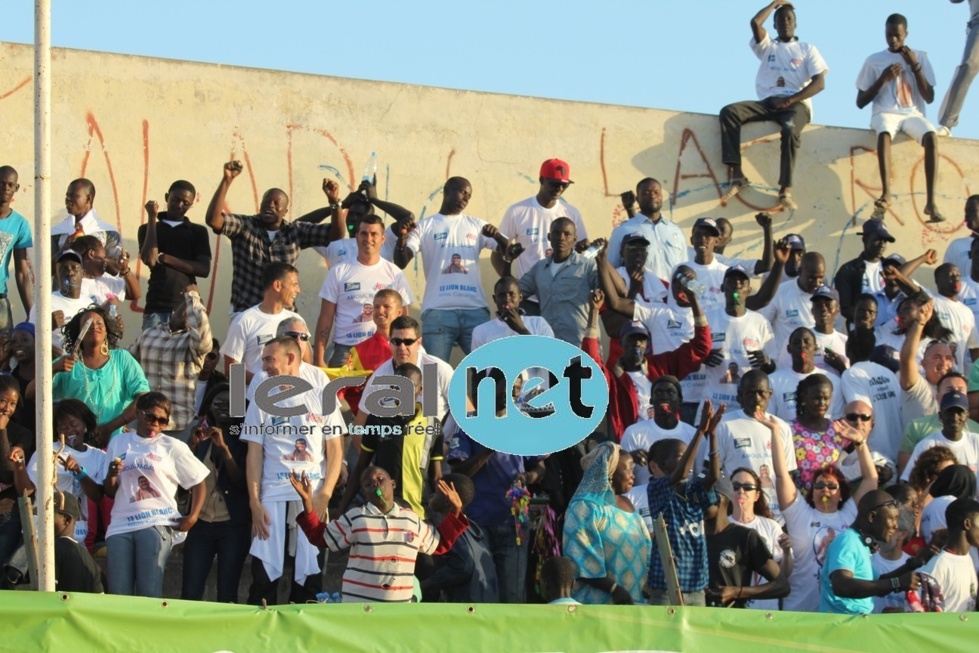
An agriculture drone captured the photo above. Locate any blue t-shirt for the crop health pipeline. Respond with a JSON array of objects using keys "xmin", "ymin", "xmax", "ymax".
[
  {"xmin": 0, "ymin": 210, "xmax": 33, "ymax": 293},
  {"xmin": 647, "ymin": 476, "xmax": 716, "ymax": 593},
  {"xmin": 446, "ymin": 429, "xmax": 541, "ymax": 528},
  {"xmin": 819, "ymin": 528, "xmax": 878, "ymax": 614}
]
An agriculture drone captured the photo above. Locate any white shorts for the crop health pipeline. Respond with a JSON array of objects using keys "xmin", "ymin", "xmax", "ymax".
[{"xmin": 871, "ymin": 112, "xmax": 936, "ymax": 144}]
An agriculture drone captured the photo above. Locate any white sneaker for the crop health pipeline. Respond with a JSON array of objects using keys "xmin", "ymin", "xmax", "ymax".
[{"xmin": 937, "ymin": 126, "xmax": 952, "ymax": 137}]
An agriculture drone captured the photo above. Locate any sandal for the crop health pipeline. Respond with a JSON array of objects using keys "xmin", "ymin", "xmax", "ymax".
[
  {"xmin": 720, "ymin": 177, "xmax": 750, "ymax": 205},
  {"xmin": 871, "ymin": 197, "xmax": 888, "ymax": 220},
  {"xmin": 778, "ymin": 191, "xmax": 798, "ymax": 211},
  {"xmin": 924, "ymin": 205, "xmax": 946, "ymax": 223}
]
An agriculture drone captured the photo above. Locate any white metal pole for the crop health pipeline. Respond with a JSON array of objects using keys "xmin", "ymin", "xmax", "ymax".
[{"xmin": 34, "ymin": 0, "xmax": 55, "ymax": 592}]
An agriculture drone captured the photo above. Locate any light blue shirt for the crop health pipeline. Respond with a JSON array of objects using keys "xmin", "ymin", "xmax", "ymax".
[
  {"xmin": 607, "ymin": 214, "xmax": 686, "ymax": 283},
  {"xmin": 819, "ymin": 528, "xmax": 878, "ymax": 615},
  {"xmin": 0, "ymin": 210, "xmax": 33, "ymax": 293}
]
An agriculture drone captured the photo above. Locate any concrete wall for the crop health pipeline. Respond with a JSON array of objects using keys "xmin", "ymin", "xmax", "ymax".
[{"xmin": 1, "ymin": 42, "xmax": 976, "ymax": 341}]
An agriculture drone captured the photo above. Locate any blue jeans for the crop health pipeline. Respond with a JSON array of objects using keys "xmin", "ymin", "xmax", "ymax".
[
  {"xmin": 328, "ymin": 343, "xmax": 353, "ymax": 367},
  {"xmin": 421, "ymin": 308, "xmax": 490, "ymax": 363},
  {"xmin": 181, "ymin": 520, "xmax": 250, "ymax": 603},
  {"xmin": 142, "ymin": 311, "xmax": 171, "ymax": 331},
  {"xmin": 0, "ymin": 510, "xmax": 23, "ymax": 568},
  {"xmin": 483, "ymin": 523, "xmax": 529, "ymax": 604},
  {"xmin": 106, "ymin": 525, "xmax": 173, "ymax": 597}
]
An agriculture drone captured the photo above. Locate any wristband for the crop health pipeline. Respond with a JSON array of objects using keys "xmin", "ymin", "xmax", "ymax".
[
  {"xmin": 74, "ymin": 467, "xmax": 88, "ymax": 481},
  {"xmin": 890, "ymin": 576, "xmax": 900, "ymax": 591},
  {"xmin": 329, "ymin": 203, "xmax": 340, "ymax": 211}
]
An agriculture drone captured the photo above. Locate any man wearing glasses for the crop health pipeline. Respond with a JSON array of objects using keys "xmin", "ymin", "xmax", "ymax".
[
  {"xmin": 820, "ymin": 490, "xmax": 929, "ymax": 614},
  {"xmin": 245, "ymin": 318, "xmax": 329, "ymax": 405}
]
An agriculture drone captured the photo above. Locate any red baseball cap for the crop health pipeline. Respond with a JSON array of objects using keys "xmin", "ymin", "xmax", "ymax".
[{"xmin": 540, "ymin": 159, "xmax": 573, "ymax": 184}]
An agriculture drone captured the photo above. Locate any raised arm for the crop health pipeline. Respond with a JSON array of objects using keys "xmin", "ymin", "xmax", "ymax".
[
  {"xmin": 750, "ymin": 1, "xmax": 784, "ymax": 43},
  {"xmin": 754, "ymin": 212, "xmax": 774, "ymax": 274},
  {"xmin": 205, "ymin": 161, "xmax": 242, "ymax": 234},
  {"xmin": 899, "ymin": 299, "xmax": 930, "ymax": 391},
  {"xmin": 745, "ymin": 239, "xmax": 787, "ymax": 311},
  {"xmin": 759, "ymin": 409, "xmax": 797, "ymax": 509},
  {"xmin": 832, "ymin": 417, "xmax": 878, "ymax": 504}
]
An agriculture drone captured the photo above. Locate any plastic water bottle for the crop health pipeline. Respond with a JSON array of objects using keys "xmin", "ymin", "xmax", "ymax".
[
  {"xmin": 580, "ymin": 243, "xmax": 604, "ymax": 259},
  {"xmin": 680, "ymin": 276, "xmax": 708, "ymax": 297},
  {"xmin": 108, "ymin": 303, "xmax": 119, "ymax": 321},
  {"xmin": 362, "ymin": 151, "xmax": 378, "ymax": 182}
]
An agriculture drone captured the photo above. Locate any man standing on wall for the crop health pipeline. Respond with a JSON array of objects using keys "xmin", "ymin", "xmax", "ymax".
[
  {"xmin": 718, "ymin": 1, "xmax": 828, "ymax": 211},
  {"xmin": 0, "ymin": 166, "xmax": 33, "ymax": 327}
]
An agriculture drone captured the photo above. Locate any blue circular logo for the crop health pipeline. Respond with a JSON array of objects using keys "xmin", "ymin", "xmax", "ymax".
[{"xmin": 448, "ymin": 336, "xmax": 609, "ymax": 455}]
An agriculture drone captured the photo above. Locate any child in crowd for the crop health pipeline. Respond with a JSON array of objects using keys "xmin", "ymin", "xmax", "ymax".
[
  {"xmin": 540, "ymin": 556, "xmax": 580, "ymax": 605},
  {"xmin": 290, "ymin": 465, "xmax": 468, "ymax": 603}
]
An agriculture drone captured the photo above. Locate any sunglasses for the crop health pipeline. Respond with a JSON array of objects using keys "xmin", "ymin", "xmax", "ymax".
[
  {"xmin": 141, "ymin": 411, "xmax": 169, "ymax": 426},
  {"xmin": 845, "ymin": 413, "xmax": 872, "ymax": 422},
  {"xmin": 732, "ymin": 482, "xmax": 759, "ymax": 492},
  {"xmin": 284, "ymin": 331, "xmax": 310, "ymax": 342},
  {"xmin": 813, "ymin": 482, "xmax": 839, "ymax": 490},
  {"xmin": 869, "ymin": 499, "xmax": 900, "ymax": 513},
  {"xmin": 391, "ymin": 337, "xmax": 419, "ymax": 347}
]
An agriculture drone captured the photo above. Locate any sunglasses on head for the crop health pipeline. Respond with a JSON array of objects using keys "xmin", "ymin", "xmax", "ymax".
[
  {"xmin": 869, "ymin": 499, "xmax": 900, "ymax": 513},
  {"xmin": 284, "ymin": 331, "xmax": 310, "ymax": 342},
  {"xmin": 732, "ymin": 482, "xmax": 759, "ymax": 492},
  {"xmin": 141, "ymin": 411, "xmax": 169, "ymax": 426},
  {"xmin": 813, "ymin": 481, "xmax": 839, "ymax": 490},
  {"xmin": 845, "ymin": 413, "xmax": 872, "ymax": 422},
  {"xmin": 391, "ymin": 337, "xmax": 419, "ymax": 347}
]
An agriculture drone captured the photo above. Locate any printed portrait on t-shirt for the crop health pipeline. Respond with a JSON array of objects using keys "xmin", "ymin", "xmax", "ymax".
[
  {"xmin": 722, "ymin": 362, "xmax": 741, "ymax": 385},
  {"xmin": 283, "ymin": 438, "xmax": 315, "ymax": 462},
  {"xmin": 759, "ymin": 464, "xmax": 774, "ymax": 489},
  {"xmin": 813, "ymin": 526, "xmax": 838, "ymax": 568},
  {"xmin": 130, "ymin": 475, "xmax": 162, "ymax": 503},
  {"xmin": 442, "ymin": 253, "xmax": 468, "ymax": 274},
  {"xmin": 356, "ymin": 303, "xmax": 374, "ymax": 323}
]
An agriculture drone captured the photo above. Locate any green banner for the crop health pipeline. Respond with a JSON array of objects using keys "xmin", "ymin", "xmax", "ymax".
[{"xmin": 3, "ymin": 591, "xmax": 976, "ymax": 652}]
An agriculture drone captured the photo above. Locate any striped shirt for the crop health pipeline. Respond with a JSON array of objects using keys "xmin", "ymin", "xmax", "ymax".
[{"xmin": 296, "ymin": 504, "xmax": 468, "ymax": 602}]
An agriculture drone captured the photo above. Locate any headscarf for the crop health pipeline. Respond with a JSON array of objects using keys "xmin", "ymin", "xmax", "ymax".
[
  {"xmin": 572, "ymin": 441, "xmax": 621, "ymax": 506},
  {"xmin": 928, "ymin": 464, "xmax": 977, "ymax": 500}
]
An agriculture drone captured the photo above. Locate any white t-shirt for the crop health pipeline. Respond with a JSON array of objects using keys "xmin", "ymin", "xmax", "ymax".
[
  {"xmin": 27, "ymin": 445, "xmax": 106, "ymax": 542},
  {"xmin": 358, "ymin": 352, "xmax": 454, "ymax": 420},
  {"xmin": 736, "ymin": 514, "xmax": 784, "ymax": 611},
  {"xmin": 862, "ymin": 260, "xmax": 885, "ymax": 295},
  {"xmin": 624, "ymin": 482, "xmax": 653, "ymax": 534},
  {"xmin": 856, "ymin": 49, "xmax": 936, "ymax": 117},
  {"xmin": 932, "ymin": 294, "xmax": 979, "ymax": 372},
  {"xmin": 313, "ymin": 225, "xmax": 399, "ymax": 266},
  {"xmin": 767, "ymin": 367, "xmax": 845, "ymax": 423},
  {"xmin": 758, "ymin": 280, "xmax": 815, "ymax": 367},
  {"xmin": 242, "ymin": 382, "xmax": 345, "ymax": 503},
  {"xmin": 102, "ymin": 432, "xmax": 209, "ymax": 538},
  {"xmin": 634, "ymin": 301, "xmax": 702, "ymax": 402},
  {"xmin": 471, "ymin": 316, "xmax": 555, "ymax": 403},
  {"xmin": 813, "ymin": 330, "xmax": 849, "ymax": 378},
  {"xmin": 406, "ymin": 213, "xmax": 496, "ymax": 311},
  {"xmin": 620, "ymin": 419, "xmax": 698, "ymax": 486},
  {"xmin": 901, "ymin": 431, "xmax": 979, "ymax": 487},
  {"xmin": 958, "ymin": 275, "xmax": 979, "ymax": 328},
  {"xmin": 684, "ymin": 259, "xmax": 728, "ymax": 314},
  {"xmin": 751, "ymin": 34, "xmax": 829, "ymax": 115},
  {"xmin": 220, "ymin": 305, "xmax": 304, "ymax": 376},
  {"xmin": 841, "ymin": 361, "xmax": 903, "ymax": 463},
  {"xmin": 497, "ymin": 196, "xmax": 587, "ymax": 283},
  {"xmin": 901, "ymin": 376, "xmax": 937, "ymax": 431},
  {"xmin": 616, "ymin": 266, "xmax": 668, "ymax": 305},
  {"xmin": 919, "ymin": 495, "xmax": 955, "ymax": 541},
  {"xmin": 81, "ymin": 274, "xmax": 126, "ymax": 303},
  {"xmin": 780, "ymin": 496, "xmax": 857, "ymax": 612},
  {"xmin": 701, "ymin": 309, "xmax": 774, "ymax": 412},
  {"xmin": 318, "ymin": 258, "xmax": 413, "ymax": 345},
  {"xmin": 919, "ymin": 550, "xmax": 979, "ymax": 612},
  {"xmin": 715, "ymin": 409, "xmax": 797, "ymax": 518},
  {"xmin": 872, "ymin": 551, "xmax": 911, "ymax": 613},
  {"xmin": 29, "ymin": 292, "xmax": 97, "ymax": 352},
  {"xmin": 945, "ymin": 237, "xmax": 974, "ymax": 281}
]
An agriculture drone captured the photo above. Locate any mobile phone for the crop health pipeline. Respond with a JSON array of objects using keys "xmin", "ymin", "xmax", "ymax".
[{"xmin": 199, "ymin": 417, "xmax": 210, "ymax": 438}]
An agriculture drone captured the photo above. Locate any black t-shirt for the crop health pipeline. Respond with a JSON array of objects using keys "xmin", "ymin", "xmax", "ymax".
[
  {"xmin": 55, "ymin": 536, "xmax": 104, "ymax": 593},
  {"xmin": 137, "ymin": 214, "xmax": 212, "ymax": 314},
  {"xmin": 706, "ymin": 523, "xmax": 773, "ymax": 608},
  {"xmin": 0, "ymin": 423, "xmax": 36, "ymax": 501}
]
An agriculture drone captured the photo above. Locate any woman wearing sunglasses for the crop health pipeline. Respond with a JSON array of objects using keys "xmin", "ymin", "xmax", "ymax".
[
  {"xmin": 54, "ymin": 306, "xmax": 150, "ymax": 438},
  {"xmin": 759, "ymin": 404, "xmax": 879, "ymax": 612},
  {"xmin": 102, "ymin": 392, "xmax": 209, "ymax": 597},
  {"xmin": 728, "ymin": 467, "xmax": 792, "ymax": 611}
]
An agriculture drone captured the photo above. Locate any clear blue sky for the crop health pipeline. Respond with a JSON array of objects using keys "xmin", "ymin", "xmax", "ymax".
[{"xmin": 1, "ymin": 1, "xmax": 977, "ymax": 139}]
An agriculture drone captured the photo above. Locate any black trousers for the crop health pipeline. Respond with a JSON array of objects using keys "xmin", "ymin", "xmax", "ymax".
[{"xmin": 719, "ymin": 97, "xmax": 811, "ymax": 188}]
